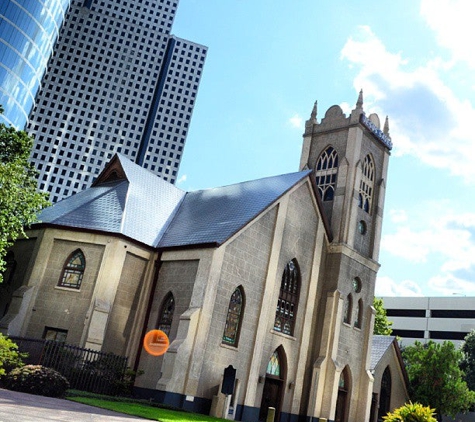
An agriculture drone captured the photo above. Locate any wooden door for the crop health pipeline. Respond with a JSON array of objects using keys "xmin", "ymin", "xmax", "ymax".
[
  {"xmin": 259, "ymin": 377, "xmax": 283, "ymax": 421},
  {"xmin": 335, "ymin": 389, "xmax": 348, "ymax": 422}
]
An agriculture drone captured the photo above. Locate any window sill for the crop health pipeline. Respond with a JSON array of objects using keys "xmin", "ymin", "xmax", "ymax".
[
  {"xmin": 220, "ymin": 343, "xmax": 239, "ymax": 352},
  {"xmin": 54, "ymin": 286, "xmax": 82, "ymax": 293},
  {"xmin": 271, "ymin": 329, "xmax": 296, "ymax": 341}
]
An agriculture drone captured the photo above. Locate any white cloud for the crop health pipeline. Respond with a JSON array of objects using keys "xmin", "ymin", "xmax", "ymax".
[
  {"xmin": 340, "ymin": 25, "xmax": 475, "ymax": 184},
  {"xmin": 382, "ymin": 207, "xmax": 475, "ymax": 294},
  {"xmin": 176, "ymin": 174, "xmax": 187, "ymax": 185},
  {"xmin": 339, "ymin": 102, "xmax": 352, "ymax": 115},
  {"xmin": 288, "ymin": 113, "xmax": 303, "ymax": 129},
  {"xmin": 420, "ymin": 0, "xmax": 475, "ymax": 68},
  {"xmin": 375, "ymin": 275, "xmax": 424, "ymax": 297},
  {"xmin": 428, "ymin": 273, "xmax": 475, "ymax": 296},
  {"xmin": 388, "ymin": 209, "xmax": 408, "ymax": 224}
]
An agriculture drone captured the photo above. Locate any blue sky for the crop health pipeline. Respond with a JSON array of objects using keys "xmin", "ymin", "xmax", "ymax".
[{"xmin": 172, "ymin": 0, "xmax": 475, "ymax": 297}]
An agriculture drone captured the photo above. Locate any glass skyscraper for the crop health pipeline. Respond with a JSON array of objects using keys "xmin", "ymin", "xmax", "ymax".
[
  {"xmin": 0, "ymin": 0, "xmax": 70, "ymax": 128},
  {"xmin": 27, "ymin": 0, "xmax": 207, "ymax": 203}
]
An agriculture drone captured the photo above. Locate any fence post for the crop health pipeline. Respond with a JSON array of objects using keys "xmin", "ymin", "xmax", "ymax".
[{"xmin": 266, "ymin": 407, "xmax": 275, "ymax": 422}]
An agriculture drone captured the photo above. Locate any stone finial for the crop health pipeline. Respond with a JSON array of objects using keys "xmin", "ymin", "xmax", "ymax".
[
  {"xmin": 383, "ymin": 116, "xmax": 390, "ymax": 136},
  {"xmin": 305, "ymin": 100, "xmax": 318, "ymax": 132},
  {"xmin": 310, "ymin": 101, "xmax": 317, "ymax": 122},
  {"xmin": 356, "ymin": 89, "xmax": 363, "ymax": 108}
]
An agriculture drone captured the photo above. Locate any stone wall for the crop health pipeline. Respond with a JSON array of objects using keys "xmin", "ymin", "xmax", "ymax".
[
  {"xmin": 102, "ymin": 252, "xmax": 149, "ymax": 356},
  {"xmin": 25, "ymin": 239, "xmax": 105, "ymax": 345},
  {"xmin": 136, "ymin": 259, "xmax": 199, "ymax": 389}
]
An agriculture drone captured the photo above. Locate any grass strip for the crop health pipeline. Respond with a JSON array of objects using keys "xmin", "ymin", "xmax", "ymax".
[{"xmin": 68, "ymin": 396, "xmax": 225, "ymax": 422}]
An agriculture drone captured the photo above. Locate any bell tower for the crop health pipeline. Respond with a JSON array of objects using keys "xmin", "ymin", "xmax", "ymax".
[
  {"xmin": 300, "ymin": 91, "xmax": 391, "ymax": 261},
  {"xmin": 302, "ymin": 94, "xmax": 392, "ymax": 421}
]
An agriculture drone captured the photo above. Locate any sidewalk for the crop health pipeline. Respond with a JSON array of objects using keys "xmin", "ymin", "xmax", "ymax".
[{"xmin": 0, "ymin": 388, "xmax": 148, "ymax": 422}]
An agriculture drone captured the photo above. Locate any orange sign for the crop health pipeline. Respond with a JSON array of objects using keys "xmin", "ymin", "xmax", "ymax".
[{"xmin": 143, "ymin": 329, "xmax": 170, "ymax": 356}]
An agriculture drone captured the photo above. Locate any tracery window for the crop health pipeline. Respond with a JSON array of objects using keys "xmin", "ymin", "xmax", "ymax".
[
  {"xmin": 58, "ymin": 249, "xmax": 85, "ymax": 289},
  {"xmin": 222, "ymin": 286, "xmax": 244, "ymax": 346},
  {"xmin": 274, "ymin": 259, "xmax": 300, "ymax": 336},
  {"xmin": 315, "ymin": 146, "xmax": 339, "ymax": 201},
  {"xmin": 358, "ymin": 154, "xmax": 374, "ymax": 213},
  {"xmin": 157, "ymin": 292, "xmax": 175, "ymax": 336},
  {"xmin": 343, "ymin": 294, "xmax": 352, "ymax": 324}
]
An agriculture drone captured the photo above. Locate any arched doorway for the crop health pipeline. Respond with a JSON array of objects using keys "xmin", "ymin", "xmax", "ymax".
[
  {"xmin": 259, "ymin": 347, "xmax": 286, "ymax": 422},
  {"xmin": 378, "ymin": 366, "xmax": 391, "ymax": 420},
  {"xmin": 335, "ymin": 367, "xmax": 350, "ymax": 422}
]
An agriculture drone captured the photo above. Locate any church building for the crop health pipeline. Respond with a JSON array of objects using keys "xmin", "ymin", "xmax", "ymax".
[{"xmin": 1, "ymin": 94, "xmax": 399, "ymax": 421}]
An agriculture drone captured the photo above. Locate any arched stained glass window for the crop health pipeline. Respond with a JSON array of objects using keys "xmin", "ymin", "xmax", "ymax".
[
  {"xmin": 266, "ymin": 350, "xmax": 281, "ymax": 376},
  {"xmin": 358, "ymin": 155, "xmax": 375, "ymax": 213},
  {"xmin": 222, "ymin": 286, "xmax": 244, "ymax": 346},
  {"xmin": 274, "ymin": 259, "xmax": 300, "ymax": 336},
  {"xmin": 315, "ymin": 146, "xmax": 339, "ymax": 201},
  {"xmin": 343, "ymin": 294, "xmax": 352, "ymax": 324},
  {"xmin": 157, "ymin": 292, "xmax": 175, "ymax": 336},
  {"xmin": 58, "ymin": 249, "xmax": 85, "ymax": 289}
]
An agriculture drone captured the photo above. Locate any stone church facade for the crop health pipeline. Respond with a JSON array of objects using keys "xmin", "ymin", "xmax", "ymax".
[{"xmin": 1, "ymin": 94, "xmax": 400, "ymax": 421}]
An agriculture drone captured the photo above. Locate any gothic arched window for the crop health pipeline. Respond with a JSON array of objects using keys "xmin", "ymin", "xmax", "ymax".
[
  {"xmin": 315, "ymin": 146, "xmax": 339, "ymax": 201},
  {"xmin": 354, "ymin": 299, "xmax": 363, "ymax": 328},
  {"xmin": 358, "ymin": 154, "xmax": 375, "ymax": 213},
  {"xmin": 378, "ymin": 366, "xmax": 392, "ymax": 420},
  {"xmin": 343, "ymin": 294, "xmax": 352, "ymax": 324},
  {"xmin": 157, "ymin": 292, "xmax": 175, "ymax": 336},
  {"xmin": 222, "ymin": 286, "xmax": 245, "ymax": 346},
  {"xmin": 274, "ymin": 259, "xmax": 300, "ymax": 336},
  {"xmin": 58, "ymin": 249, "xmax": 85, "ymax": 289}
]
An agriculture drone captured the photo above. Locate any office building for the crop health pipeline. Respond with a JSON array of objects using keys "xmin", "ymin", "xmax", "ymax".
[
  {"xmin": 27, "ymin": 0, "xmax": 207, "ymax": 202},
  {"xmin": 381, "ymin": 296, "xmax": 475, "ymax": 346},
  {"xmin": 0, "ymin": 0, "xmax": 70, "ymax": 128}
]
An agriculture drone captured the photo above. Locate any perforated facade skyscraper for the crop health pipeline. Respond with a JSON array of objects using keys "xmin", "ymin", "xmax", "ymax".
[
  {"xmin": 0, "ymin": 0, "xmax": 70, "ymax": 128},
  {"xmin": 27, "ymin": 0, "xmax": 207, "ymax": 202}
]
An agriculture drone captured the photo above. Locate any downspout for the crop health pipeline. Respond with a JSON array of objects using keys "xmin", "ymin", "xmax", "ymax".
[{"xmin": 133, "ymin": 251, "xmax": 163, "ymax": 373}]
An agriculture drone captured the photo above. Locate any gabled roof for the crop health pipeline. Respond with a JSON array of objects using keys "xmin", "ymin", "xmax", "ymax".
[
  {"xmin": 370, "ymin": 335, "xmax": 396, "ymax": 370},
  {"xmin": 36, "ymin": 154, "xmax": 314, "ymax": 249},
  {"xmin": 371, "ymin": 335, "xmax": 410, "ymax": 391},
  {"xmin": 158, "ymin": 170, "xmax": 312, "ymax": 248}
]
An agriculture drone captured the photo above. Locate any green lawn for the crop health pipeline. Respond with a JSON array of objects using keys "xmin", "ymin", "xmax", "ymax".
[{"xmin": 68, "ymin": 396, "xmax": 226, "ymax": 422}]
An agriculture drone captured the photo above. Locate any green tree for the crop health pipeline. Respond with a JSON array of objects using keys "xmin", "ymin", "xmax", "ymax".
[
  {"xmin": 0, "ymin": 107, "xmax": 49, "ymax": 281},
  {"xmin": 460, "ymin": 330, "xmax": 475, "ymax": 391},
  {"xmin": 403, "ymin": 340, "xmax": 475, "ymax": 421},
  {"xmin": 373, "ymin": 297, "xmax": 393, "ymax": 335}
]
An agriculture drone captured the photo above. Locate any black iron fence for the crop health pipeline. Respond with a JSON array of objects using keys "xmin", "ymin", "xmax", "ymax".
[{"xmin": 10, "ymin": 336, "xmax": 128, "ymax": 396}]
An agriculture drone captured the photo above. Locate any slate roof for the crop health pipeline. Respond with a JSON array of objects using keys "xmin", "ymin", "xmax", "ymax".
[
  {"xmin": 370, "ymin": 335, "xmax": 396, "ymax": 370},
  {"xmin": 159, "ymin": 170, "xmax": 312, "ymax": 248},
  {"xmin": 37, "ymin": 154, "xmax": 313, "ymax": 248}
]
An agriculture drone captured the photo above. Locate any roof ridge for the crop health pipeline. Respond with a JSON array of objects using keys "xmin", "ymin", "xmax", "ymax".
[{"xmin": 189, "ymin": 169, "xmax": 312, "ymax": 193}]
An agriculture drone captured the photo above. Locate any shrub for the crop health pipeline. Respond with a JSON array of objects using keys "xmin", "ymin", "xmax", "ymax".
[
  {"xmin": 0, "ymin": 334, "xmax": 25, "ymax": 377},
  {"xmin": 383, "ymin": 402, "xmax": 437, "ymax": 422},
  {"xmin": 4, "ymin": 364, "xmax": 70, "ymax": 398}
]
